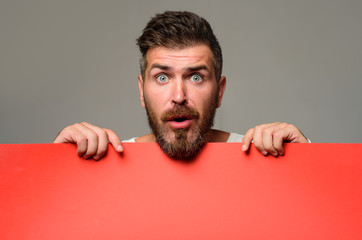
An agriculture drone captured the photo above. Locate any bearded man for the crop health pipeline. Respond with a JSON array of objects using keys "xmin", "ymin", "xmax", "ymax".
[{"xmin": 54, "ymin": 11, "xmax": 309, "ymax": 160}]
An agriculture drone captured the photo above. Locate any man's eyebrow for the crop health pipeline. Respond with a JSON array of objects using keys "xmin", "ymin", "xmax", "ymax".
[
  {"xmin": 149, "ymin": 64, "xmax": 210, "ymax": 72},
  {"xmin": 186, "ymin": 65, "xmax": 210, "ymax": 72},
  {"xmin": 149, "ymin": 64, "xmax": 170, "ymax": 71}
]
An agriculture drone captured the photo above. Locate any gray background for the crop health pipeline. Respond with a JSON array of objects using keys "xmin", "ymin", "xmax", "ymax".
[{"xmin": 1, "ymin": 0, "xmax": 361, "ymax": 144}]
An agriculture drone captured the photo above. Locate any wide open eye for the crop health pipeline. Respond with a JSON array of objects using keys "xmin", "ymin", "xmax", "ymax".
[
  {"xmin": 190, "ymin": 74, "xmax": 203, "ymax": 83},
  {"xmin": 156, "ymin": 74, "xmax": 169, "ymax": 83}
]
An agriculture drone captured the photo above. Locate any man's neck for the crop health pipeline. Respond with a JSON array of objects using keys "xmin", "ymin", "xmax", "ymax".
[{"xmin": 135, "ymin": 129, "xmax": 230, "ymax": 143}]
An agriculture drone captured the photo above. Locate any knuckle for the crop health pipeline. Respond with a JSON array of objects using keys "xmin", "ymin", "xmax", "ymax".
[
  {"xmin": 279, "ymin": 122, "xmax": 287, "ymax": 127},
  {"xmin": 264, "ymin": 128, "xmax": 273, "ymax": 135},
  {"xmin": 254, "ymin": 125, "xmax": 263, "ymax": 132},
  {"xmin": 245, "ymin": 128, "xmax": 254, "ymax": 137},
  {"xmin": 105, "ymin": 128, "xmax": 116, "ymax": 135},
  {"xmin": 64, "ymin": 125, "xmax": 75, "ymax": 132},
  {"xmin": 247, "ymin": 127, "xmax": 254, "ymax": 132},
  {"xmin": 99, "ymin": 130, "xmax": 108, "ymax": 139},
  {"xmin": 88, "ymin": 131, "xmax": 98, "ymax": 141},
  {"xmin": 78, "ymin": 135, "xmax": 87, "ymax": 143},
  {"xmin": 273, "ymin": 132, "xmax": 283, "ymax": 139},
  {"xmin": 72, "ymin": 123, "xmax": 82, "ymax": 129}
]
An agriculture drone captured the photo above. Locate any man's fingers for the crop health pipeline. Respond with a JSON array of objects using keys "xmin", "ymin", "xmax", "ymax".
[
  {"xmin": 72, "ymin": 123, "xmax": 99, "ymax": 158},
  {"xmin": 285, "ymin": 124, "xmax": 309, "ymax": 143},
  {"xmin": 54, "ymin": 126, "xmax": 88, "ymax": 156},
  {"xmin": 81, "ymin": 122, "xmax": 109, "ymax": 160},
  {"xmin": 262, "ymin": 129, "xmax": 278, "ymax": 156},
  {"xmin": 252, "ymin": 125, "xmax": 268, "ymax": 155},
  {"xmin": 105, "ymin": 129, "xmax": 123, "ymax": 152},
  {"xmin": 243, "ymin": 122, "xmax": 284, "ymax": 156},
  {"xmin": 243, "ymin": 122, "xmax": 309, "ymax": 157},
  {"xmin": 53, "ymin": 122, "xmax": 122, "ymax": 160},
  {"xmin": 75, "ymin": 137, "xmax": 88, "ymax": 157},
  {"xmin": 241, "ymin": 128, "xmax": 254, "ymax": 152},
  {"xmin": 273, "ymin": 126, "xmax": 297, "ymax": 156},
  {"xmin": 272, "ymin": 132, "xmax": 285, "ymax": 156}
]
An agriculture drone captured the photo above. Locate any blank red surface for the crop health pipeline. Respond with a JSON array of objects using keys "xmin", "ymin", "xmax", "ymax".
[{"xmin": 0, "ymin": 143, "xmax": 361, "ymax": 239}]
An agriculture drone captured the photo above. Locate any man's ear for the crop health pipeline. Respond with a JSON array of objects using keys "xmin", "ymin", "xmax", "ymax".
[
  {"xmin": 217, "ymin": 76, "xmax": 226, "ymax": 108},
  {"xmin": 138, "ymin": 75, "xmax": 145, "ymax": 108}
]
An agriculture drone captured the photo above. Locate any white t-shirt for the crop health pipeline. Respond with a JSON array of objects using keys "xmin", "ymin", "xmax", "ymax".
[{"xmin": 122, "ymin": 132, "xmax": 244, "ymax": 143}]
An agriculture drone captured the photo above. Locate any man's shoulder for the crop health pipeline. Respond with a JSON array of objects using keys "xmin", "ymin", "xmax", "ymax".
[
  {"xmin": 122, "ymin": 137, "xmax": 137, "ymax": 143},
  {"xmin": 122, "ymin": 134, "xmax": 155, "ymax": 143},
  {"xmin": 226, "ymin": 132, "xmax": 244, "ymax": 142},
  {"xmin": 208, "ymin": 129, "xmax": 244, "ymax": 142}
]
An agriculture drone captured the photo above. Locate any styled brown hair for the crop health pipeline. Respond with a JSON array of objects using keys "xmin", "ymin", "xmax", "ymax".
[{"xmin": 136, "ymin": 11, "xmax": 223, "ymax": 80}]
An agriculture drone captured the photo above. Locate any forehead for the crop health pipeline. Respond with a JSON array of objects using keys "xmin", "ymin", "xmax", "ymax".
[{"xmin": 145, "ymin": 45, "xmax": 214, "ymax": 71}]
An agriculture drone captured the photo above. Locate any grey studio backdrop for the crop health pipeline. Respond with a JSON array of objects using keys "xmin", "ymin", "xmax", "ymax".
[{"xmin": 1, "ymin": 0, "xmax": 361, "ymax": 144}]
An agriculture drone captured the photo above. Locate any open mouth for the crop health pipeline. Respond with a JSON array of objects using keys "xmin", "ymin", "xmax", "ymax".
[
  {"xmin": 172, "ymin": 116, "xmax": 189, "ymax": 122},
  {"xmin": 167, "ymin": 115, "xmax": 193, "ymax": 129}
]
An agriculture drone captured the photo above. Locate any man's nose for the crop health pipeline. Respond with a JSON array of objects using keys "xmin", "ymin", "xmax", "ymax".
[{"xmin": 171, "ymin": 79, "xmax": 187, "ymax": 105}]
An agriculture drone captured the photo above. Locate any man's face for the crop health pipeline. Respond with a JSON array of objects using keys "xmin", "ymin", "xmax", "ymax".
[{"xmin": 138, "ymin": 45, "xmax": 226, "ymax": 159}]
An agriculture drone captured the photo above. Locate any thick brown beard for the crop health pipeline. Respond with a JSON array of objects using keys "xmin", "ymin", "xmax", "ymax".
[{"xmin": 144, "ymin": 98, "xmax": 218, "ymax": 160}]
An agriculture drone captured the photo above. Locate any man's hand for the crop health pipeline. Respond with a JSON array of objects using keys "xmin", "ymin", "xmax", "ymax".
[
  {"xmin": 241, "ymin": 122, "xmax": 308, "ymax": 157},
  {"xmin": 53, "ymin": 122, "xmax": 123, "ymax": 160}
]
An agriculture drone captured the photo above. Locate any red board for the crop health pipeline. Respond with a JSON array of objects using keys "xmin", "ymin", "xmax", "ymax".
[{"xmin": 0, "ymin": 143, "xmax": 361, "ymax": 239}]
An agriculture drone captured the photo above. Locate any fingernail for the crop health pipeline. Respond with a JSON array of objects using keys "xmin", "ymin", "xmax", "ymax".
[
  {"xmin": 272, "ymin": 152, "xmax": 278, "ymax": 157},
  {"xmin": 261, "ymin": 151, "xmax": 268, "ymax": 155},
  {"xmin": 93, "ymin": 156, "xmax": 99, "ymax": 160},
  {"xmin": 241, "ymin": 145, "xmax": 248, "ymax": 151},
  {"xmin": 117, "ymin": 145, "xmax": 123, "ymax": 152}
]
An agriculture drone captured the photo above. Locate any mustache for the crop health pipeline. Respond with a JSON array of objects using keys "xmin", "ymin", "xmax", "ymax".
[{"xmin": 161, "ymin": 105, "xmax": 200, "ymax": 121}]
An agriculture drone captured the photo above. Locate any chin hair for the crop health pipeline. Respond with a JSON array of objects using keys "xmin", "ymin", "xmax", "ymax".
[{"xmin": 155, "ymin": 128, "xmax": 206, "ymax": 160}]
